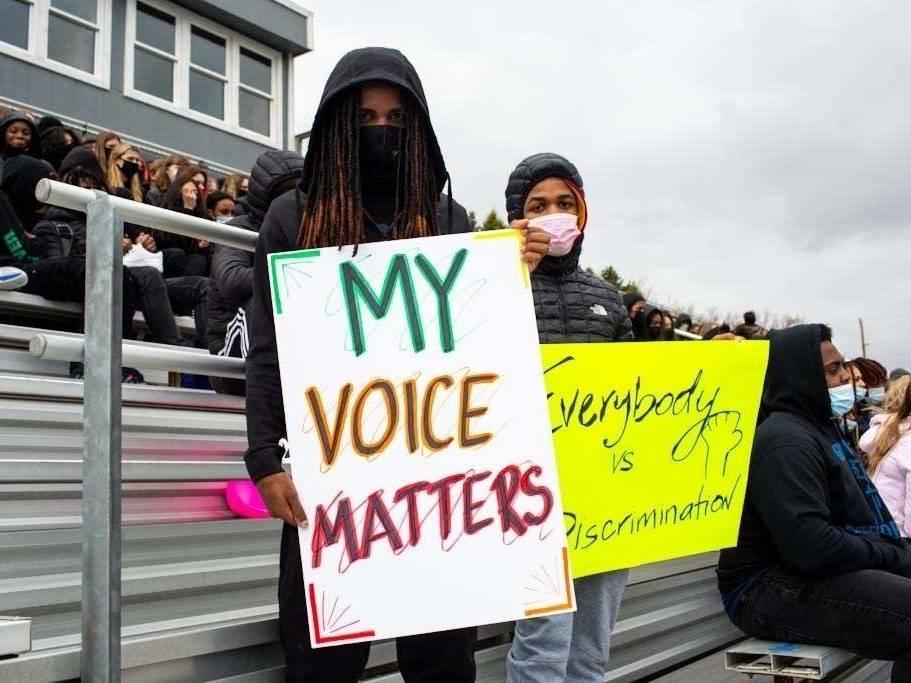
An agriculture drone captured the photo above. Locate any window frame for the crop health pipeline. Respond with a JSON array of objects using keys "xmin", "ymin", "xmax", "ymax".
[
  {"xmin": 0, "ymin": 0, "xmax": 112, "ymax": 89},
  {"xmin": 124, "ymin": 0, "xmax": 282, "ymax": 147}
]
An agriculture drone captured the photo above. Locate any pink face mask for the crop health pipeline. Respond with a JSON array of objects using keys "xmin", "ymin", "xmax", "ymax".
[{"xmin": 527, "ymin": 212, "xmax": 581, "ymax": 257}]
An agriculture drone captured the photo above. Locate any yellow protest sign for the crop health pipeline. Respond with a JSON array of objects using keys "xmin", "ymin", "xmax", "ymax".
[{"xmin": 542, "ymin": 341, "xmax": 769, "ymax": 578}]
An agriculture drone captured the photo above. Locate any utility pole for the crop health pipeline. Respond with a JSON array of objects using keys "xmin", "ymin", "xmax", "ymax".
[{"xmin": 859, "ymin": 318, "xmax": 868, "ymax": 358}]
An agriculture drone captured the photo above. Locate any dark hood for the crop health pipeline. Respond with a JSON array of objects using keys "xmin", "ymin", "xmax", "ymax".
[
  {"xmin": 236, "ymin": 149, "xmax": 304, "ymax": 228},
  {"xmin": 0, "ymin": 155, "xmax": 53, "ymax": 228},
  {"xmin": 761, "ymin": 324, "xmax": 831, "ymax": 424},
  {"xmin": 623, "ymin": 291, "xmax": 645, "ymax": 314},
  {"xmin": 0, "ymin": 111, "xmax": 40, "ymax": 157},
  {"xmin": 59, "ymin": 145, "xmax": 105, "ymax": 178},
  {"xmin": 504, "ymin": 152, "xmax": 585, "ymax": 274},
  {"xmin": 302, "ymin": 47, "xmax": 447, "ymax": 195}
]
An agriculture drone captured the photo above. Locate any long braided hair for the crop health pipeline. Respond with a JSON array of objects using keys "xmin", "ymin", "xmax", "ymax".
[{"xmin": 297, "ymin": 88, "xmax": 439, "ymax": 248}]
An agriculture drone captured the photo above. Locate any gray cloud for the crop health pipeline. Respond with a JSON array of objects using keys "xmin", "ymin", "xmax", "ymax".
[{"xmin": 293, "ymin": 0, "xmax": 911, "ymax": 368}]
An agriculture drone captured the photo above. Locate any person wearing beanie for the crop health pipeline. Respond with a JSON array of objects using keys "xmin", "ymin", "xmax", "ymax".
[
  {"xmin": 36, "ymin": 115, "xmax": 64, "ymax": 135},
  {"xmin": 503, "ymin": 152, "xmax": 632, "ymax": 683}
]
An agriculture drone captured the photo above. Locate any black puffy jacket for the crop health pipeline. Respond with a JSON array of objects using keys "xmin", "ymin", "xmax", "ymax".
[
  {"xmin": 505, "ymin": 153, "xmax": 632, "ymax": 344},
  {"xmin": 205, "ymin": 150, "xmax": 303, "ymax": 354}
]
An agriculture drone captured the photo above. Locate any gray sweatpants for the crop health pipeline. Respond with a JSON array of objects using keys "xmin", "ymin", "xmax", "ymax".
[{"xmin": 506, "ymin": 569, "xmax": 629, "ymax": 683}]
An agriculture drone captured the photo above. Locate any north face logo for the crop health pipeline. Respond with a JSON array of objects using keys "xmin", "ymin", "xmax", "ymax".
[{"xmin": 590, "ymin": 304, "xmax": 607, "ymax": 316}]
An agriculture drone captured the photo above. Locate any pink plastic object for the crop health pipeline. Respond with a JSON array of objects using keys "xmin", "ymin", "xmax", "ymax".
[{"xmin": 225, "ymin": 480, "xmax": 271, "ymax": 519}]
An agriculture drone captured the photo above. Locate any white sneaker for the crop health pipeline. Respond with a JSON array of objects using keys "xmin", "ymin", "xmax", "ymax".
[{"xmin": 0, "ymin": 266, "xmax": 28, "ymax": 291}]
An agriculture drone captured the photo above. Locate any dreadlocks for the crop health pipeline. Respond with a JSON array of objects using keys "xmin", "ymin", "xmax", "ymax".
[{"xmin": 297, "ymin": 88, "xmax": 439, "ymax": 248}]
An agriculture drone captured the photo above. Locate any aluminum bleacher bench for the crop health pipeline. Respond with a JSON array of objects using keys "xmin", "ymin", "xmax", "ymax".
[
  {"xmin": 725, "ymin": 639, "xmax": 872, "ymax": 681},
  {"xmin": 0, "ymin": 289, "xmax": 198, "ymax": 338}
]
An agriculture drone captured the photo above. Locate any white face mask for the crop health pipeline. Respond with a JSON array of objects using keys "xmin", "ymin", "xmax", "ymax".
[
  {"xmin": 868, "ymin": 387, "xmax": 886, "ymax": 405},
  {"xmin": 829, "ymin": 383, "xmax": 856, "ymax": 419},
  {"xmin": 527, "ymin": 212, "xmax": 581, "ymax": 257},
  {"xmin": 215, "ymin": 215, "xmax": 232, "ymax": 224}
]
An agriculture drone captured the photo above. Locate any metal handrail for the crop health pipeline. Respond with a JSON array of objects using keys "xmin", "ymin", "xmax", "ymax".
[
  {"xmin": 35, "ymin": 179, "xmax": 258, "ymax": 252},
  {"xmin": 29, "ymin": 181, "xmax": 262, "ymax": 681},
  {"xmin": 30, "ymin": 333, "xmax": 245, "ymax": 379}
]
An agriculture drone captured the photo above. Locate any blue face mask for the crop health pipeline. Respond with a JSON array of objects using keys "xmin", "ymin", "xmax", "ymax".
[
  {"xmin": 868, "ymin": 387, "xmax": 886, "ymax": 405},
  {"xmin": 829, "ymin": 383, "xmax": 856, "ymax": 418},
  {"xmin": 854, "ymin": 386, "xmax": 868, "ymax": 401}
]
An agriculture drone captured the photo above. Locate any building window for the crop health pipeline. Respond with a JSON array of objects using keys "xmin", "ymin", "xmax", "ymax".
[
  {"xmin": 125, "ymin": 0, "xmax": 282, "ymax": 146},
  {"xmin": 0, "ymin": 0, "xmax": 111, "ymax": 87},
  {"xmin": 134, "ymin": 2, "xmax": 175, "ymax": 101}
]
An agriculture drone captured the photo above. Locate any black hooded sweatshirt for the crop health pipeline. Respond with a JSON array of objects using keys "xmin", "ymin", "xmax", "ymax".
[
  {"xmin": 504, "ymin": 153, "xmax": 631, "ymax": 344},
  {"xmin": 244, "ymin": 47, "xmax": 471, "ymax": 482},
  {"xmin": 0, "ymin": 111, "xmax": 41, "ymax": 160},
  {"xmin": 717, "ymin": 324, "xmax": 910, "ymax": 612},
  {"xmin": 206, "ymin": 149, "xmax": 304, "ymax": 353}
]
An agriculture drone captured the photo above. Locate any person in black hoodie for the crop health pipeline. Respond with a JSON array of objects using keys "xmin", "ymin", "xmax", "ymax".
[
  {"xmin": 503, "ymin": 153, "xmax": 632, "ymax": 682},
  {"xmin": 622, "ymin": 291, "xmax": 648, "ymax": 341},
  {"xmin": 206, "ymin": 149, "xmax": 303, "ymax": 395},
  {"xmin": 717, "ymin": 324, "xmax": 911, "ymax": 681},
  {"xmin": 244, "ymin": 47, "xmax": 549, "ymax": 681},
  {"xmin": 0, "ymin": 111, "xmax": 40, "ymax": 160}
]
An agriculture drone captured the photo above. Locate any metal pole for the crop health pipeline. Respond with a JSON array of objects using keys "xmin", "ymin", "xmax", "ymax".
[
  {"xmin": 859, "ymin": 318, "xmax": 868, "ymax": 358},
  {"xmin": 81, "ymin": 191, "xmax": 122, "ymax": 682},
  {"xmin": 30, "ymin": 332, "xmax": 246, "ymax": 379}
]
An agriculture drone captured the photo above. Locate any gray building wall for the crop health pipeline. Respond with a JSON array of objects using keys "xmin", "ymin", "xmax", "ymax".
[{"xmin": 0, "ymin": 0, "xmax": 310, "ymax": 174}]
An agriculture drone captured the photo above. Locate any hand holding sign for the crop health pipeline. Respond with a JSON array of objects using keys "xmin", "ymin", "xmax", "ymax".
[
  {"xmin": 256, "ymin": 471, "xmax": 308, "ymax": 528},
  {"xmin": 269, "ymin": 230, "xmax": 572, "ymax": 647}
]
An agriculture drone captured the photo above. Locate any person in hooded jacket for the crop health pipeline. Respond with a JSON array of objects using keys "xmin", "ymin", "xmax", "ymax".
[
  {"xmin": 643, "ymin": 304, "xmax": 664, "ymax": 341},
  {"xmin": 206, "ymin": 149, "xmax": 302, "ymax": 396},
  {"xmin": 0, "ymin": 111, "xmax": 40, "ymax": 161},
  {"xmin": 503, "ymin": 153, "xmax": 632, "ymax": 683},
  {"xmin": 622, "ymin": 291, "xmax": 648, "ymax": 341},
  {"xmin": 717, "ymin": 324, "xmax": 911, "ymax": 682},
  {"xmin": 244, "ymin": 47, "xmax": 550, "ymax": 681}
]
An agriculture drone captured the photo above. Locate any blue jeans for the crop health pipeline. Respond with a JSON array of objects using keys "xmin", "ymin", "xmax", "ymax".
[
  {"xmin": 507, "ymin": 570, "xmax": 628, "ymax": 683},
  {"xmin": 730, "ymin": 565, "xmax": 911, "ymax": 682}
]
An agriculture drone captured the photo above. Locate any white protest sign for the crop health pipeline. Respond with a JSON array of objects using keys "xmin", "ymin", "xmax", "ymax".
[{"xmin": 269, "ymin": 230, "xmax": 574, "ymax": 647}]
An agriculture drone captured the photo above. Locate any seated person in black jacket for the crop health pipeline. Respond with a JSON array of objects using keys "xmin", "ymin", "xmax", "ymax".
[
  {"xmin": 16, "ymin": 150, "xmax": 201, "ymax": 352},
  {"xmin": 205, "ymin": 149, "xmax": 303, "ymax": 396},
  {"xmin": 717, "ymin": 324, "xmax": 911, "ymax": 682}
]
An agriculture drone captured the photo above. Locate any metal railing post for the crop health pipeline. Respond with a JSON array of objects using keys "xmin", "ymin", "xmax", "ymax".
[{"xmin": 81, "ymin": 191, "xmax": 123, "ymax": 682}]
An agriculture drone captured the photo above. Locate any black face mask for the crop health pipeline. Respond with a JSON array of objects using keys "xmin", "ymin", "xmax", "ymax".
[
  {"xmin": 120, "ymin": 160, "xmax": 139, "ymax": 181},
  {"xmin": 359, "ymin": 125, "xmax": 403, "ymax": 183}
]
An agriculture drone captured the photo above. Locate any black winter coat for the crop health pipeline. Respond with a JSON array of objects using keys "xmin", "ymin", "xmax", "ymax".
[
  {"xmin": 205, "ymin": 150, "xmax": 303, "ymax": 353},
  {"xmin": 532, "ymin": 241, "xmax": 632, "ymax": 344}
]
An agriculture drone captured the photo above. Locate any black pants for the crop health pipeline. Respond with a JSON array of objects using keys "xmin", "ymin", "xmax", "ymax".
[
  {"xmin": 163, "ymin": 275, "xmax": 208, "ymax": 343},
  {"xmin": 731, "ymin": 565, "xmax": 911, "ymax": 682},
  {"xmin": 278, "ymin": 522, "xmax": 477, "ymax": 682},
  {"xmin": 22, "ymin": 257, "xmax": 193, "ymax": 347},
  {"xmin": 162, "ymin": 247, "xmax": 208, "ymax": 277}
]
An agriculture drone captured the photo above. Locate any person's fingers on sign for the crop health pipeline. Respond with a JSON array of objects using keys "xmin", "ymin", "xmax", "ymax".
[
  {"xmin": 510, "ymin": 219, "xmax": 551, "ymax": 272},
  {"xmin": 256, "ymin": 472, "xmax": 308, "ymax": 528}
]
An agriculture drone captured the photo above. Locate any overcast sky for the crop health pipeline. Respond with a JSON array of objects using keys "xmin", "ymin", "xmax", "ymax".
[{"xmin": 292, "ymin": 1, "xmax": 910, "ymax": 370}]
